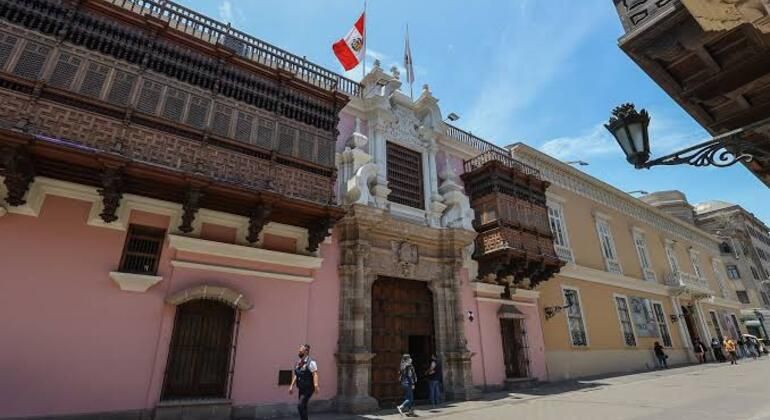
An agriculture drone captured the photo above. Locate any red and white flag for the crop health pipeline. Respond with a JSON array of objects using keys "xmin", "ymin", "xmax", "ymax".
[{"xmin": 332, "ymin": 12, "xmax": 365, "ymax": 71}]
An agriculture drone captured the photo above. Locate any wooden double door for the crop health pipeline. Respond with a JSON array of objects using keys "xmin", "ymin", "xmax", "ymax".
[
  {"xmin": 162, "ymin": 300, "xmax": 237, "ymax": 400},
  {"xmin": 371, "ymin": 277, "xmax": 435, "ymax": 406},
  {"xmin": 500, "ymin": 318, "xmax": 529, "ymax": 379}
]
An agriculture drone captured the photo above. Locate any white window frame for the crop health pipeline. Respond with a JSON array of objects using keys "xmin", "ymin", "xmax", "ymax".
[
  {"xmin": 711, "ymin": 258, "xmax": 729, "ymax": 299},
  {"xmin": 664, "ymin": 240, "xmax": 680, "ymax": 274},
  {"xmin": 651, "ymin": 301, "xmax": 673, "ymax": 348},
  {"xmin": 689, "ymin": 248, "xmax": 704, "ymax": 280},
  {"xmin": 547, "ymin": 200, "xmax": 574, "ymax": 263},
  {"xmin": 613, "ymin": 294, "xmax": 638, "ymax": 347},
  {"xmin": 709, "ymin": 310, "xmax": 725, "ymax": 339},
  {"xmin": 595, "ymin": 215, "xmax": 622, "ymax": 275},
  {"xmin": 562, "ymin": 286, "xmax": 589, "ymax": 347},
  {"xmin": 632, "ymin": 228, "xmax": 656, "ymax": 282}
]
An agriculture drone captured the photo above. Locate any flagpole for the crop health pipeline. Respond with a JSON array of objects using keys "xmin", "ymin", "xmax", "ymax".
[
  {"xmin": 362, "ymin": 0, "xmax": 367, "ymax": 80},
  {"xmin": 407, "ymin": 24, "xmax": 413, "ymax": 100}
]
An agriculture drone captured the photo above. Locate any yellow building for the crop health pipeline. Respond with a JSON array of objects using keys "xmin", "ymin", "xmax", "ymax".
[{"xmin": 510, "ymin": 144, "xmax": 746, "ymax": 381}]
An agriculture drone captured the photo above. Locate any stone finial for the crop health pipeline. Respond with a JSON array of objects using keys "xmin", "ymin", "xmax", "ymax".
[
  {"xmin": 422, "ymin": 84, "xmax": 431, "ymax": 94},
  {"xmin": 390, "ymin": 65, "xmax": 400, "ymax": 80},
  {"xmin": 373, "ymin": 59, "xmax": 381, "ymax": 69}
]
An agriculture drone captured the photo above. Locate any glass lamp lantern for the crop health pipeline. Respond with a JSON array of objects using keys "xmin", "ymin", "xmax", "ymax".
[{"xmin": 605, "ymin": 103, "xmax": 651, "ymax": 168}]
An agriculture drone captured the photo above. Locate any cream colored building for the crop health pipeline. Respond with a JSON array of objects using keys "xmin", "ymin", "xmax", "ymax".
[{"xmin": 509, "ymin": 144, "xmax": 747, "ymax": 381}]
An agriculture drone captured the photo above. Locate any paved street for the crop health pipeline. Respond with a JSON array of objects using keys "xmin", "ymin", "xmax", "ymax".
[{"xmin": 292, "ymin": 358, "xmax": 770, "ymax": 420}]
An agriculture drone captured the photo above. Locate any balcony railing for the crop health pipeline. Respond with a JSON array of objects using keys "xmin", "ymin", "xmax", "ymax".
[
  {"xmin": 445, "ymin": 123, "xmax": 509, "ymax": 155},
  {"xmin": 666, "ymin": 271, "xmax": 712, "ymax": 293},
  {"xmin": 463, "ymin": 149, "xmax": 541, "ymax": 178},
  {"xmin": 102, "ymin": 0, "xmax": 361, "ymax": 97}
]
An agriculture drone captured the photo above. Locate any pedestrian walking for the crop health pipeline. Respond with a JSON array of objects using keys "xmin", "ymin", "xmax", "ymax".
[
  {"xmin": 737, "ymin": 336, "xmax": 746, "ymax": 359},
  {"xmin": 397, "ymin": 354, "xmax": 417, "ymax": 417},
  {"xmin": 289, "ymin": 344, "xmax": 319, "ymax": 420},
  {"xmin": 425, "ymin": 354, "xmax": 442, "ymax": 406},
  {"xmin": 693, "ymin": 338, "xmax": 707, "ymax": 363},
  {"xmin": 654, "ymin": 341, "xmax": 669, "ymax": 369},
  {"xmin": 711, "ymin": 337, "xmax": 725, "ymax": 362},
  {"xmin": 724, "ymin": 337, "xmax": 738, "ymax": 365}
]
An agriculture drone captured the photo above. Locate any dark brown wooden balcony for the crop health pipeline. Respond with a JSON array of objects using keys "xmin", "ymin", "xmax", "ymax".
[
  {"xmin": 461, "ymin": 150, "xmax": 563, "ymax": 290},
  {"xmin": 0, "ymin": 0, "xmax": 354, "ymax": 248}
]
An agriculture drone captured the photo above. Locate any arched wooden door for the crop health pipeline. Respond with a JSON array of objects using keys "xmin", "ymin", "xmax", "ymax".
[
  {"xmin": 371, "ymin": 277, "xmax": 435, "ymax": 406},
  {"xmin": 162, "ymin": 300, "xmax": 236, "ymax": 400}
]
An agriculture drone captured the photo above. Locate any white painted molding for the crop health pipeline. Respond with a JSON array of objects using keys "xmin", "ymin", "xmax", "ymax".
[
  {"xmin": 470, "ymin": 282, "xmax": 506, "ymax": 298},
  {"xmin": 546, "ymin": 191, "xmax": 567, "ymax": 204},
  {"xmin": 559, "ymin": 263, "xmax": 671, "ymax": 296},
  {"xmin": 476, "ymin": 297, "xmax": 537, "ymax": 307},
  {"xmin": 509, "ymin": 145, "xmax": 721, "ymax": 252},
  {"xmin": 109, "ymin": 272, "xmax": 163, "ymax": 293},
  {"xmin": 168, "ymin": 235, "xmax": 323, "ymax": 269},
  {"xmin": 170, "ymin": 260, "xmax": 314, "ymax": 283},
  {"xmin": 709, "ymin": 296, "xmax": 743, "ymax": 310},
  {"xmin": 511, "ymin": 288, "xmax": 541, "ymax": 300},
  {"xmin": 592, "ymin": 209, "xmax": 612, "ymax": 221}
]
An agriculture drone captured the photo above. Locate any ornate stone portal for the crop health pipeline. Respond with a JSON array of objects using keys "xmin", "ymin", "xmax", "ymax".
[{"xmin": 335, "ymin": 204, "xmax": 479, "ymax": 413}]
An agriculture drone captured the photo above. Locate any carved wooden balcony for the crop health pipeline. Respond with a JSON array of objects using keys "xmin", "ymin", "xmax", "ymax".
[
  {"xmin": 0, "ymin": 0, "xmax": 353, "ymax": 247},
  {"xmin": 461, "ymin": 150, "xmax": 564, "ymax": 290}
]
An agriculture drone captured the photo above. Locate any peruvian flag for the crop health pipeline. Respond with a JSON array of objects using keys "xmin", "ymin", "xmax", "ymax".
[{"xmin": 332, "ymin": 12, "xmax": 365, "ymax": 71}]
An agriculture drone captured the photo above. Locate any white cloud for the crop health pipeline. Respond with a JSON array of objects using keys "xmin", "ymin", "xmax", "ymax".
[
  {"xmin": 540, "ymin": 123, "xmax": 615, "ymax": 160},
  {"xmin": 465, "ymin": 2, "xmax": 604, "ymax": 141},
  {"xmin": 218, "ymin": 0, "xmax": 234, "ymax": 23},
  {"xmin": 538, "ymin": 108, "xmax": 707, "ymax": 162}
]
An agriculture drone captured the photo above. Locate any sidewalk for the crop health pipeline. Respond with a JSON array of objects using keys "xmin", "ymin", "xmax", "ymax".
[{"xmin": 275, "ymin": 358, "xmax": 767, "ymax": 419}]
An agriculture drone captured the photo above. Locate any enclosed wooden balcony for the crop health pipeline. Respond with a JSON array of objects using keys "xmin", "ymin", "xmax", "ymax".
[
  {"xmin": 0, "ymin": 0, "xmax": 355, "ymax": 248},
  {"xmin": 461, "ymin": 150, "xmax": 563, "ymax": 290}
]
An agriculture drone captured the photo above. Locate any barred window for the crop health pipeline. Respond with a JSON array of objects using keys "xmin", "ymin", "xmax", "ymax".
[
  {"xmin": 49, "ymin": 53, "xmax": 82, "ymax": 90},
  {"xmin": 106, "ymin": 70, "xmax": 136, "ymax": 106},
  {"xmin": 137, "ymin": 80, "xmax": 163, "ymax": 114},
  {"xmin": 119, "ymin": 225, "xmax": 165, "ymax": 275},
  {"xmin": 564, "ymin": 289, "xmax": 588, "ymax": 346},
  {"xmin": 0, "ymin": 34, "xmax": 19, "ymax": 70},
  {"xmin": 79, "ymin": 62, "xmax": 110, "ymax": 98},
  {"xmin": 652, "ymin": 302, "xmax": 673, "ymax": 347},
  {"xmin": 615, "ymin": 296, "xmax": 637, "ymax": 347},
  {"xmin": 736, "ymin": 291, "xmax": 750, "ymax": 304},
  {"xmin": 13, "ymin": 41, "xmax": 50, "ymax": 80},
  {"xmin": 386, "ymin": 142, "xmax": 424, "ymax": 209}
]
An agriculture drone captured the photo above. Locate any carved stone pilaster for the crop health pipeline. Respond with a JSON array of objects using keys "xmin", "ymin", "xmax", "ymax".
[
  {"xmin": 246, "ymin": 203, "xmax": 272, "ymax": 244},
  {"xmin": 1, "ymin": 147, "xmax": 35, "ymax": 207},
  {"xmin": 97, "ymin": 167, "xmax": 123, "ymax": 223},
  {"xmin": 178, "ymin": 186, "xmax": 203, "ymax": 234},
  {"xmin": 306, "ymin": 217, "xmax": 333, "ymax": 253}
]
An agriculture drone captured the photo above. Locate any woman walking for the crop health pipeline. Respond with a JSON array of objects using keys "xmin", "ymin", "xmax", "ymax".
[
  {"xmin": 654, "ymin": 341, "xmax": 669, "ymax": 369},
  {"xmin": 693, "ymin": 338, "xmax": 707, "ymax": 363},
  {"xmin": 397, "ymin": 354, "xmax": 417, "ymax": 417}
]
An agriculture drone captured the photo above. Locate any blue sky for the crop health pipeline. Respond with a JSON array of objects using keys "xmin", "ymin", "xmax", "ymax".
[{"xmin": 179, "ymin": 0, "xmax": 769, "ymax": 224}]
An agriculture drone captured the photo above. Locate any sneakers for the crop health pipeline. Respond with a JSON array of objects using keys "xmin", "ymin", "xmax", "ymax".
[{"xmin": 396, "ymin": 404, "xmax": 404, "ymax": 417}]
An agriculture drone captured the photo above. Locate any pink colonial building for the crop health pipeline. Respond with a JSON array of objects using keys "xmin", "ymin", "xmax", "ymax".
[{"xmin": 0, "ymin": 1, "xmax": 564, "ymax": 419}]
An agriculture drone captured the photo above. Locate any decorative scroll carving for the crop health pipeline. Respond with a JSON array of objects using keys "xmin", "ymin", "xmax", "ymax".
[
  {"xmin": 246, "ymin": 203, "xmax": 272, "ymax": 244},
  {"xmin": 306, "ymin": 217, "xmax": 333, "ymax": 253},
  {"xmin": 178, "ymin": 186, "xmax": 203, "ymax": 234},
  {"xmin": 98, "ymin": 167, "xmax": 123, "ymax": 223},
  {"xmin": 1, "ymin": 147, "xmax": 35, "ymax": 206}
]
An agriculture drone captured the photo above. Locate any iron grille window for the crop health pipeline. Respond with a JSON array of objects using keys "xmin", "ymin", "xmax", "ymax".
[
  {"xmin": 564, "ymin": 289, "xmax": 588, "ymax": 346},
  {"xmin": 652, "ymin": 303, "xmax": 673, "ymax": 347},
  {"xmin": 736, "ymin": 290, "xmax": 750, "ymax": 304},
  {"xmin": 119, "ymin": 225, "xmax": 165, "ymax": 275},
  {"xmin": 615, "ymin": 296, "xmax": 637, "ymax": 347},
  {"xmin": 386, "ymin": 142, "xmax": 424, "ymax": 209}
]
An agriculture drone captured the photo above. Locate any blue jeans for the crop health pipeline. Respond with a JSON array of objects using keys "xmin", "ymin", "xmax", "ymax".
[
  {"xmin": 429, "ymin": 380, "xmax": 441, "ymax": 405},
  {"xmin": 656, "ymin": 355, "xmax": 668, "ymax": 368},
  {"xmin": 400, "ymin": 383, "xmax": 414, "ymax": 411}
]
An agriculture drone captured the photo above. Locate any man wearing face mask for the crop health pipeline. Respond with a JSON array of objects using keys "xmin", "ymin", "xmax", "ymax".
[{"xmin": 289, "ymin": 344, "xmax": 319, "ymax": 420}]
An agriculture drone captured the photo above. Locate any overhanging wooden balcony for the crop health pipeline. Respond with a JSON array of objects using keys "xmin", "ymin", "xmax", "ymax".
[
  {"xmin": 461, "ymin": 150, "xmax": 564, "ymax": 290},
  {"xmin": 0, "ymin": 0, "xmax": 354, "ymax": 249}
]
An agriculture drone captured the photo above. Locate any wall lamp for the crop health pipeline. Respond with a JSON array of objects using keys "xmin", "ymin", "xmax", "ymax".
[{"xmin": 544, "ymin": 301, "xmax": 574, "ymax": 321}]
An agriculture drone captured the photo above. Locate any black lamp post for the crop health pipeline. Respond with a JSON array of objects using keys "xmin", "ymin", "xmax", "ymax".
[{"xmin": 605, "ymin": 103, "xmax": 770, "ymax": 169}]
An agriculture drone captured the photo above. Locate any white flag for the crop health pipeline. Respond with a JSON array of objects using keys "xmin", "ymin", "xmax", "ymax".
[{"xmin": 404, "ymin": 25, "xmax": 415, "ymax": 85}]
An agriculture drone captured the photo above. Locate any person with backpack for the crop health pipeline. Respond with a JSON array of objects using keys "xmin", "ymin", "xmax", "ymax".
[
  {"xmin": 397, "ymin": 354, "xmax": 417, "ymax": 417},
  {"xmin": 289, "ymin": 344, "xmax": 319, "ymax": 420},
  {"xmin": 693, "ymin": 338, "xmax": 707, "ymax": 363},
  {"xmin": 425, "ymin": 354, "xmax": 442, "ymax": 407},
  {"xmin": 711, "ymin": 337, "xmax": 725, "ymax": 362},
  {"xmin": 653, "ymin": 341, "xmax": 668, "ymax": 369}
]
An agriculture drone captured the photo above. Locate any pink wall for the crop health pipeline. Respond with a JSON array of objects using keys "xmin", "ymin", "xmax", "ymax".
[
  {"xmin": 0, "ymin": 196, "xmax": 340, "ymax": 418},
  {"xmin": 460, "ymin": 272, "xmax": 547, "ymax": 389}
]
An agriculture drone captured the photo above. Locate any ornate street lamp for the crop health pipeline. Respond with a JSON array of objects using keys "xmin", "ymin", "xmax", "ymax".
[
  {"xmin": 605, "ymin": 103, "xmax": 651, "ymax": 168},
  {"xmin": 606, "ymin": 103, "xmax": 770, "ymax": 169}
]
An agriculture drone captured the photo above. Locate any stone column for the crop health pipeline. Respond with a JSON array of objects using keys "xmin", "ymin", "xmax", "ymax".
[
  {"xmin": 335, "ymin": 241, "xmax": 379, "ymax": 413},
  {"xmin": 430, "ymin": 259, "xmax": 480, "ymax": 401}
]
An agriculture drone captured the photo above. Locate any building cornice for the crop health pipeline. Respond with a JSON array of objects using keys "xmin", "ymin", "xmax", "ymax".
[{"xmin": 510, "ymin": 144, "xmax": 719, "ymax": 251}]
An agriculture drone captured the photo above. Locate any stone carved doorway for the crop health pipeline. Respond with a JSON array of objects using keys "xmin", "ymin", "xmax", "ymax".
[{"xmin": 371, "ymin": 277, "xmax": 435, "ymax": 405}]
